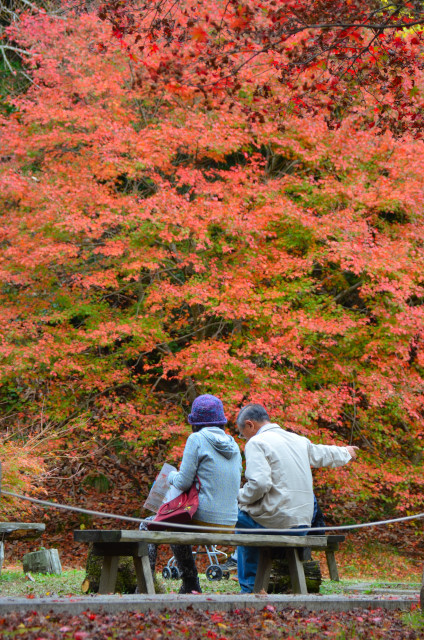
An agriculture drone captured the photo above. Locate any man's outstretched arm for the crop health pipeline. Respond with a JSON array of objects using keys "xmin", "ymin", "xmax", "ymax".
[{"xmin": 308, "ymin": 441, "xmax": 360, "ymax": 468}]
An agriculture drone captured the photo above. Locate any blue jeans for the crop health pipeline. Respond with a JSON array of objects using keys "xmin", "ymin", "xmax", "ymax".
[{"xmin": 236, "ymin": 510, "xmax": 308, "ymax": 593}]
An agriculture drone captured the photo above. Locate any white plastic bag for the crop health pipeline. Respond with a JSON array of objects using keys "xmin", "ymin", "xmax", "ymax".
[
  {"xmin": 162, "ymin": 483, "xmax": 183, "ymax": 503},
  {"xmin": 143, "ymin": 462, "xmax": 177, "ymax": 512}
]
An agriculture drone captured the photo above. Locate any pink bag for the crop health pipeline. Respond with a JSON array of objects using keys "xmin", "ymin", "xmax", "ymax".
[{"xmin": 146, "ymin": 478, "xmax": 200, "ymax": 531}]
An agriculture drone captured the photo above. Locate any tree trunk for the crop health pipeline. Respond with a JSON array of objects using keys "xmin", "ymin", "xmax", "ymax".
[
  {"xmin": 82, "ymin": 543, "xmax": 137, "ymax": 594},
  {"xmin": 22, "ymin": 548, "xmax": 62, "ymax": 575},
  {"xmin": 267, "ymin": 549, "xmax": 322, "ymax": 594}
]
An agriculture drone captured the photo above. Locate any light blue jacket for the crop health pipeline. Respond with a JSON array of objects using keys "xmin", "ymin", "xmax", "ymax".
[{"xmin": 168, "ymin": 427, "xmax": 242, "ymax": 525}]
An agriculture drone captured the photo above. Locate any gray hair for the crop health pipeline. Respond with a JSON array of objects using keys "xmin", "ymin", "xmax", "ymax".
[{"xmin": 237, "ymin": 404, "xmax": 269, "ymax": 429}]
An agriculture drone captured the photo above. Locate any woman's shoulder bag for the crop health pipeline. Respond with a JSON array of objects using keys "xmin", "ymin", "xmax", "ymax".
[{"xmin": 146, "ymin": 477, "xmax": 200, "ymax": 531}]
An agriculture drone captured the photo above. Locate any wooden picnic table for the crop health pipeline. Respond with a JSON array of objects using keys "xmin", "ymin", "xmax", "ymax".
[
  {"xmin": 74, "ymin": 529, "xmax": 345, "ymax": 595},
  {"xmin": 0, "ymin": 464, "xmax": 46, "ymax": 574},
  {"xmin": 0, "ymin": 522, "xmax": 46, "ymax": 574}
]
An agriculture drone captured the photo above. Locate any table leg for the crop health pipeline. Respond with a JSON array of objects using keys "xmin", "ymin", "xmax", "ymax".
[
  {"xmin": 133, "ymin": 555, "xmax": 155, "ymax": 595},
  {"xmin": 253, "ymin": 548, "xmax": 273, "ymax": 593},
  {"xmin": 98, "ymin": 555, "xmax": 119, "ymax": 594},
  {"xmin": 286, "ymin": 548, "xmax": 307, "ymax": 594},
  {"xmin": 325, "ymin": 548, "xmax": 340, "ymax": 581}
]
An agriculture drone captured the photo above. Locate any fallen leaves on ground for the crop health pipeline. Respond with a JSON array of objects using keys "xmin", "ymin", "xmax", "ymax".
[{"xmin": 0, "ymin": 606, "xmax": 421, "ymax": 639}]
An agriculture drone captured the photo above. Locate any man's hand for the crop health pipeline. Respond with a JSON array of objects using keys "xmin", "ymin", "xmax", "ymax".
[{"xmin": 346, "ymin": 446, "xmax": 359, "ymax": 460}]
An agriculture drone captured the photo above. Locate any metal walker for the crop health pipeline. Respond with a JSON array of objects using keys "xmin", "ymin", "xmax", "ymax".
[{"xmin": 162, "ymin": 545, "xmax": 230, "ymax": 581}]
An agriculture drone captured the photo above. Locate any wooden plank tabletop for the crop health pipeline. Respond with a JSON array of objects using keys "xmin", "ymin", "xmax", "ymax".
[
  {"xmin": 74, "ymin": 530, "xmax": 329, "ymax": 548},
  {"xmin": 0, "ymin": 523, "xmax": 45, "ymax": 537},
  {"xmin": 325, "ymin": 535, "xmax": 345, "ymax": 543}
]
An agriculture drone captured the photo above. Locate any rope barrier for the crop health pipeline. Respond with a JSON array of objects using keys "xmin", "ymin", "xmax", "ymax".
[
  {"xmin": 3, "ymin": 488, "xmax": 424, "ymax": 534},
  {"xmin": 2, "ymin": 489, "xmax": 143, "ymax": 524}
]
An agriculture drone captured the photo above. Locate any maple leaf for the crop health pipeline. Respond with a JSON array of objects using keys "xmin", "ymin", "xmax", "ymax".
[{"xmin": 191, "ymin": 26, "xmax": 208, "ymax": 42}]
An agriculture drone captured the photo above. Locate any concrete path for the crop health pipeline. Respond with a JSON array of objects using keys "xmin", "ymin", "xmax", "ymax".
[{"xmin": 0, "ymin": 592, "xmax": 419, "ymax": 615}]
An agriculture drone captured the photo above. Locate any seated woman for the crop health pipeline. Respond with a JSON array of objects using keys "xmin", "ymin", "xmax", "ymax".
[{"xmin": 146, "ymin": 394, "xmax": 242, "ymax": 594}]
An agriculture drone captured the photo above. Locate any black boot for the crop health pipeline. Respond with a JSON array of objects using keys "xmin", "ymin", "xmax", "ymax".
[
  {"xmin": 171, "ymin": 543, "xmax": 202, "ymax": 594},
  {"xmin": 178, "ymin": 576, "xmax": 202, "ymax": 594}
]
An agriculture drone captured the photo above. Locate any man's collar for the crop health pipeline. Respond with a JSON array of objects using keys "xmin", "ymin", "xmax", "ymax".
[{"xmin": 257, "ymin": 421, "xmax": 273, "ymax": 435}]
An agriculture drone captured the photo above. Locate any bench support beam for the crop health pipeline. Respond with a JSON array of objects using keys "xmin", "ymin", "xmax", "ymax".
[
  {"xmin": 287, "ymin": 548, "xmax": 308, "ymax": 595},
  {"xmin": 94, "ymin": 541, "xmax": 155, "ymax": 595},
  {"xmin": 133, "ymin": 555, "xmax": 155, "ymax": 595},
  {"xmin": 325, "ymin": 549, "xmax": 340, "ymax": 581},
  {"xmin": 98, "ymin": 555, "xmax": 119, "ymax": 594},
  {"xmin": 253, "ymin": 548, "xmax": 273, "ymax": 593}
]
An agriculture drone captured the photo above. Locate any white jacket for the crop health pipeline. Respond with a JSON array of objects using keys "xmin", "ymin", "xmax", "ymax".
[{"xmin": 237, "ymin": 423, "xmax": 352, "ymax": 529}]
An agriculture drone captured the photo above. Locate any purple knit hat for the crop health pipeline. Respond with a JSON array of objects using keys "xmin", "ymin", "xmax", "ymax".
[{"xmin": 188, "ymin": 394, "xmax": 228, "ymax": 426}]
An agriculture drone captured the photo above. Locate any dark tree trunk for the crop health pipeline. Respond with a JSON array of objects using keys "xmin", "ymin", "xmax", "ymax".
[
  {"xmin": 82, "ymin": 543, "xmax": 137, "ymax": 594},
  {"xmin": 267, "ymin": 549, "xmax": 322, "ymax": 594}
]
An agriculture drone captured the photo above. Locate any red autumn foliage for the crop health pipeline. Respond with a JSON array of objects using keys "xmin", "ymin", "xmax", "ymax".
[
  {"xmin": 95, "ymin": 0, "xmax": 424, "ymax": 136},
  {"xmin": 0, "ymin": 605, "xmax": 422, "ymax": 639},
  {"xmin": 0, "ymin": 6, "xmax": 423, "ymax": 527}
]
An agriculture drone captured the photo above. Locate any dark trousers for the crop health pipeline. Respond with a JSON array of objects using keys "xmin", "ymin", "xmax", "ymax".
[
  {"xmin": 141, "ymin": 518, "xmax": 198, "ymax": 585},
  {"xmin": 236, "ymin": 510, "xmax": 308, "ymax": 593}
]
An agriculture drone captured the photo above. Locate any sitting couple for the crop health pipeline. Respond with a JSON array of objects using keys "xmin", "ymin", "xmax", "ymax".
[{"xmin": 148, "ymin": 394, "xmax": 358, "ymax": 594}]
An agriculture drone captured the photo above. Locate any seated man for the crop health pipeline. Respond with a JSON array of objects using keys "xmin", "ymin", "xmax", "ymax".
[{"xmin": 236, "ymin": 404, "xmax": 358, "ymax": 593}]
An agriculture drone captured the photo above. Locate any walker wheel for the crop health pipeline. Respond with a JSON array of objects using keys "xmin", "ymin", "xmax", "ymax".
[
  {"xmin": 162, "ymin": 567, "xmax": 172, "ymax": 579},
  {"xmin": 223, "ymin": 571, "xmax": 230, "ymax": 580},
  {"xmin": 171, "ymin": 566, "xmax": 181, "ymax": 579},
  {"xmin": 206, "ymin": 564, "xmax": 223, "ymax": 581}
]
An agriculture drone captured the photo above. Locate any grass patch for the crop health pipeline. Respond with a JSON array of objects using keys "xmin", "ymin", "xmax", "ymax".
[
  {"xmin": 0, "ymin": 569, "xmax": 241, "ymax": 597},
  {"xmin": 1, "ymin": 568, "xmax": 418, "ymax": 598},
  {"xmin": 403, "ymin": 608, "xmax": 424, "ymax": 632},
  {"xmin": 318, "ymin": 579, "xmax": 362, "ymax": 595},
  {"xmin": 0, "ymin": 569, "xmax": 84, "ymax": 597},
  {"xmin": 158, "ymin": 573, "xmax": 242, "ymax": 594}
]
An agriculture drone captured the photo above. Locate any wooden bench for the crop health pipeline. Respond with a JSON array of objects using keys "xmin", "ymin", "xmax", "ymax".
[
  {"xmin": 0, "ymin": 522, "xmax": 46, "ymax": 574},
  {"xmin": 74, "ymin": 529, "xmax": 345, "ymax": 595},
  {"xmin": 0, "ymin": 462, "xmax": 46, "ymax": 574}
]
